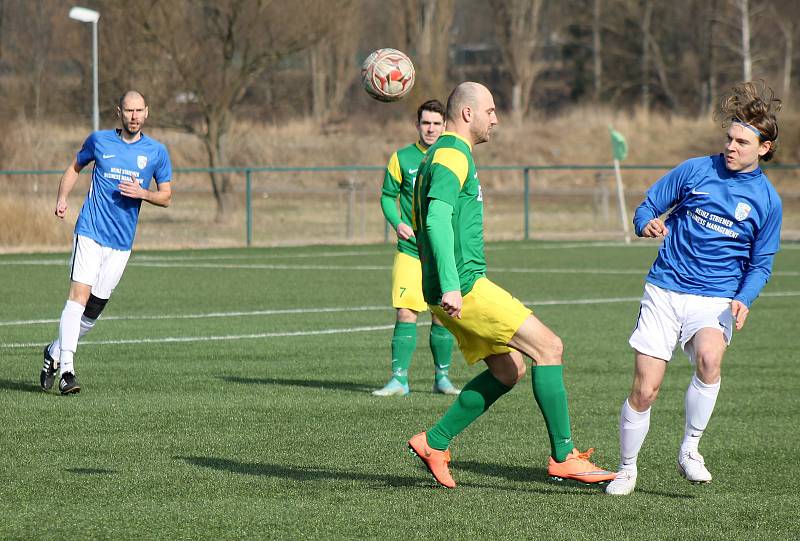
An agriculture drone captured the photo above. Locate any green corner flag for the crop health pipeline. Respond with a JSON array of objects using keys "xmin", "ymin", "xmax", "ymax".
[{"xmin": 609, "ymin": 127, "xmax": 628, "ymax": 161}]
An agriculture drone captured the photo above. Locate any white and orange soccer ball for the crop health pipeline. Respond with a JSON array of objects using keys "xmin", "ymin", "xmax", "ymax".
[{"xmin": 361, "ymin": 48, "xmax": 415, "ymax": 102}]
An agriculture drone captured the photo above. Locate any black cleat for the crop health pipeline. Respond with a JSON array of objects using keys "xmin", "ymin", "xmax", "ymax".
[
  {"xmin": 40, "ymin": 344, "xmax": 59, "ymax": 392},
  {"xmin": 59, "ymin": 372, "xmax": 81, "ymax": 395}
]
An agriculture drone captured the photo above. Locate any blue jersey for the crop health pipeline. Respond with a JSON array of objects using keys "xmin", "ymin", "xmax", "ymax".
[
  {"xmin": 634, "ymin": 154, "xmax": 782, "ymax": 307},
  {"xmin": 74, "ymin": 130, "xmax": 172, "ymax": 250}
]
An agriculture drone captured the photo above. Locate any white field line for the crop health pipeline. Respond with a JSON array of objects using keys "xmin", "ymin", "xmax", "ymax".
[
  {"xmin": 2, "ymin": 324, "xmax": 398, "ymax": 349},
  {"xmin": 3, "ymin": 291, "xmax": 799, "ymax": 348},
  {"xmin": 2, "ymin": 238, "xmax": 799, "ymax": 266},
  {"xmin": 0, "ymin": 250, "xmax": 392, "ymax": 266},
  {"xmin": 0, "ymin": 305, "xmax": 388, "ymax": 327},
  {"xmin": 2, "ymin": 258, "xmax": 797, "ymax": 277},
  {"xmin": 131, "ymin": 250, "xmax": 392, "ymax": 261},
  {"xmin": 0, "ymin": 242, "xmax": 645, "ymax": 266}
]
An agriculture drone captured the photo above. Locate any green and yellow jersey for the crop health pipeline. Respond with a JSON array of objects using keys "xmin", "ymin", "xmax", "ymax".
[
  {"xmin": 380, "ymin": 142, "xmax": 427, "ymax": 259},
  {"xmin": 412, "ymin": 131, "xmax": 486, "ymax": 304}
]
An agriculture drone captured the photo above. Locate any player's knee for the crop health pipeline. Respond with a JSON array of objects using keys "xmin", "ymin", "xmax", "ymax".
[
  {"xmin": 631, "ymin": 385, "xmax": 659, "ymax": 409},
  {"xmin": 692, "ymin": 347, "xmax": 723, "ymax": 383},
  {"xmin": 83, "ymin": 294, "xmax": 109, "ymax": 320},
  {"xmin": 694, "ymin": 347, "xmax": 723, "ymax": 370},
  {"xmin": 538, "ymin": 334, "xmax": 563, "ymax": 364},
  {"xmin": 397, "ymin": 308, "xmax": 418, "ymax": 323},
  {"xmin": 487, "ymin": 352, "xmax": 526, "ymax": 387}
]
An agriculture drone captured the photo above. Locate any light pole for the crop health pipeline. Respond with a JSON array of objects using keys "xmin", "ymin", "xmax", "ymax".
[{"xmin": 69, "ymin": 6, "xmax": 100, "ymax": 132}]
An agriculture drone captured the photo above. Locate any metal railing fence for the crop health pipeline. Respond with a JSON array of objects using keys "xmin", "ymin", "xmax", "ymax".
[{"xmin": 4, "ymin": 164, "xmax": 800, "ymax": 248}]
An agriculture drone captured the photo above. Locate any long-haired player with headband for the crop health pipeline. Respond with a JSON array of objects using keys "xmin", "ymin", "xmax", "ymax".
[{"xmin": 606, "ymin": 81, "xmax": 783, "ymax": 495}]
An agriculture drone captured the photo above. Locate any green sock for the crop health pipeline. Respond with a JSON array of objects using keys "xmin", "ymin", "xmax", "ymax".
[
  {"xmin": 532, "ymin": 365, "xmax": 574, "ymax": 462},
  {"xmin": 390, "ymin": 321, "xmax": 417, "ymax": 385},
  {"xmin": 429, "ymin": 323, "xmax": 454, "ymax": 381},
  {"xmin": 426, "ymin": 369, "xmax": 511, "ymax": 450}
]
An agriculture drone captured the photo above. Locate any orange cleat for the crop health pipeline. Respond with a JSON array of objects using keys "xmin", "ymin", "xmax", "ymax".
[
  {"xmin": 547, "ymin": 448, "xmax": 617, "ymax": 484},
  {"xmin": 407, "ymin": 432, "xmax": 456, "ymax": 488}
]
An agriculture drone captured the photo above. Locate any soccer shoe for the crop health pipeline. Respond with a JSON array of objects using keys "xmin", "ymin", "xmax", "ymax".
[
  {"xmin": 548, "ymin": 448, "xmax": 617, "ymax": 484},
  {"xmin": 40, "ymin": 344, "xmax": 59, "ymax": 392},
  {"xmin": 677, "ymin": 450, "xmax": 712, "ymax": 483},
  {"xmin": 59, "ymin": 372, "xmax": 81, "ymax": 395},
  {"xmin": 432, "ymin": 377, "xmax": 461, "ymax": 395},
  {"xmin": 605, "ymin": 468, "xmax": 638, "ymax": 495},
  {"xmin": 407, "ymin": 432, "xmax": 456, "ymax": 488},
  {"xmin": 371, "ymin": 378, "xmax": 409, "ymax": 397}
]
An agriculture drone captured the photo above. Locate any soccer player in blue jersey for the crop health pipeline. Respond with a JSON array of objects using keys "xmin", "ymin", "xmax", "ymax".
[
  {"xmin": 606, "ymin": 81, "xmax": 783, "ymax": 495},
  {"xmin": 40, "ymin": 90, "xmax": 172, "ymax": 395}
]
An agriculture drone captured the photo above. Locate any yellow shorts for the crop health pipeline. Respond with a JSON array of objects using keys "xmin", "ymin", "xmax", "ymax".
[
  {"xmin": 430, "ymin": 277, "xmax": 532, "ymax": 365},
  {"xmin": 391, "ymin": 251, "xmax": 428, "ymax": 312}
]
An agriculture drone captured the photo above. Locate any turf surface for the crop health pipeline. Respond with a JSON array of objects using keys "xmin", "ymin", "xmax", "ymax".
[{"xmin": 1, "ymin": 241, "xmax": 798, "ymax": 540}]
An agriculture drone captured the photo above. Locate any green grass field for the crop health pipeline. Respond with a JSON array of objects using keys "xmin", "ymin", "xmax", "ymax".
[{"xmin": 2, "ymin": 241, "xmax": 798, "ymax": 540}]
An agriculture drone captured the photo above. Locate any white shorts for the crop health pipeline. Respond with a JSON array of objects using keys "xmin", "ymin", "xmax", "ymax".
[
  {"xmin": 629, "ymin": 282, "xmax": 733, "ymax": 363},
  {"xmin": 69, "ymin": 235, "xmax": 131, "ymax": 299}
]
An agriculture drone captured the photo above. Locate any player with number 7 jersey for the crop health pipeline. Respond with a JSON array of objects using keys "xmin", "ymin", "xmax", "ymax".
[{"xmin": 372, "ymin": 99, "xmax": 460, "ymax": 398}]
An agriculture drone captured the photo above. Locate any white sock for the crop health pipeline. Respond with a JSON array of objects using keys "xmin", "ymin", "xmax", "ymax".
[
  {"xmin": 619, "ymin": 398, "xmax": 651, "ymax": 471},
  {"xmin": 681, "ymin": 373, "xmax": 720, "ymax": 455},
  {"xmin": 50, "ymin": 315, "xmax": 97, "ymax": 362},
  {"xmin": 58, "ymin": 300, "xmax": 84, "ymax": 375}
]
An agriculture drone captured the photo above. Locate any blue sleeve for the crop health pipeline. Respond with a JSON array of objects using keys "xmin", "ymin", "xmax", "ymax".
[
  {"xmin": 734, "ymin": 196, "xmax": 783, "ymax": 307},
  {"xmin": 154, "ymin": 144, "xmax": 172, "ymax": 183},
  {"xmin": 76, "ymin": 133, "xmax": 97, "ymax": 168},
  {"xmin": 633, "ymin": 161, "xmax": 693, "ymax": 236}
]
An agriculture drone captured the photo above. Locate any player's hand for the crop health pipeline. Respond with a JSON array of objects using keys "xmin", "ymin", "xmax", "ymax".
[
  {"xmin": 55, "ymin": 199, "xmax": 68, "ymax": 219},
  {"xmin": 396, "ymin": 222, "xmax": 415, "ymax": 240},
  {"xmin": 118, "ymin": 175, "xmax": 145, "ymax": 199},
  {"xmin": 642, "ymin": 218, "xmax": 668, "ymax": 238},
  {"xmin": 440, "ymin": 290, "xmax": 463, "ymax": 319},
  {"xmin": 730, "ymin": 300, "xmax": 749, "ymax": 330}
]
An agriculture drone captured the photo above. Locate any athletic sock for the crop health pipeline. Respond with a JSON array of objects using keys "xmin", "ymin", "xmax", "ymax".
[
  {"xmin": 390, "ymin": 321, "xmax": 417, "ymax": 385},
  {"xmin": 619, "ymin": 398, "xmax": 651, "ymax": 470},
  {"xmin": 429, "ymin": 323, "xmax": 454, "ymax": 382},
  {"xmin": 681, "ymin": 373, "xmax": 721, "ymax": 455},
  {"xmin": 50, "ymin": 315, "xmax": 97, "ymax": 362},
  {"xmin": 426, "ymin": 369, "xmax": 511, "ymax": 450},
  {"xmin": 532, "ymin": 365, "xmax": 574, "ymax": 462},
  {"xmin": 58, "ymin": 300, "xmax": 84, "ymax": 376}
]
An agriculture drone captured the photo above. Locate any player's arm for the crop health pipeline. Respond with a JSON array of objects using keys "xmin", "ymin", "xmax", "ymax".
[
  {"xmin": 381, "ymin": 193, "xmax": 413, "ymax": 239},
  {"xmin": 381, "ymin": 153, "xmax": 413, "ymax": 239},
  {"xmin": 118, "ymin": 176, "xmax": 171, "ymax": 207},
  {"xmin": 145, "ymin": 179, "xmax": 172, "ymax": 207},
  {"xmin": 426, "ymin": 198, "xmax": 461, "ymax": 317},
  {"xmin": 731, "ymin": 197, "xmax": 783, "ymax": 329},
  {"xmin": 633, "ymin": 161, "xmax": 693, "ymax": 237},
  {"xmin": 55, "ymin": 158, "xmax": 84, "ymax": 219},
  {"xmin": 424, "ymin": 149, "xmax": 468, "ymax": 317},
  {"xmin": 121, "ymin": 147, "xmax": 173, "ymax": 207}
]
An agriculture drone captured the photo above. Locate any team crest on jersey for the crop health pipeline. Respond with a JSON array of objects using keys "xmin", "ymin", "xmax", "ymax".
[
  {"xmin": 734, "ymin": 202, "xmax": 751, "ymax": 221},
  {"xmin": 137, "ymin": 155, "xmax": 148, "ymax": 169}
]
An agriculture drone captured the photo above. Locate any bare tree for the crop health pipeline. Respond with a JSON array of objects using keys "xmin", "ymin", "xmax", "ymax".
[
  {"xmin": 311, "ymin": 0, "xmax": 361, "ymax": 123},
  {"xmin": 0, "ymin": 0, "xmax": 74, "ymax": 121},
  {"xmin": 402, "ymin": 0, "xmax": 455, "ymax": 101},
  {"xmin": 125, "ymin": 0, "xmax": 327, "ymax": 218},
  {"xmin": 490, "ymin": 0, "xmax": 545, "ymax": 121},
  {"xmin": 738, "ymin": 0, "xmax": 752, "ymax": 80},
  {"xmin": 699, "ymin": 0, "xmax": 717, "ymax": 115},
  {"xmin": 773, "ymin": 11, "xmax": 793, "ymax": 102},
  {"xmin": 593, "ymin": 0, "xmax": 603, "ymax": 103},
  {"xmin": 640, "ymin": 0, "xmax": 653, "ymax": 112}
]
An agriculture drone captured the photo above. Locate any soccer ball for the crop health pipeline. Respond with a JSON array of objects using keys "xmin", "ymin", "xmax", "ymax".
[{"xmin": 361, "ymin": 48, "xmax": 415, "ymax": 102}]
